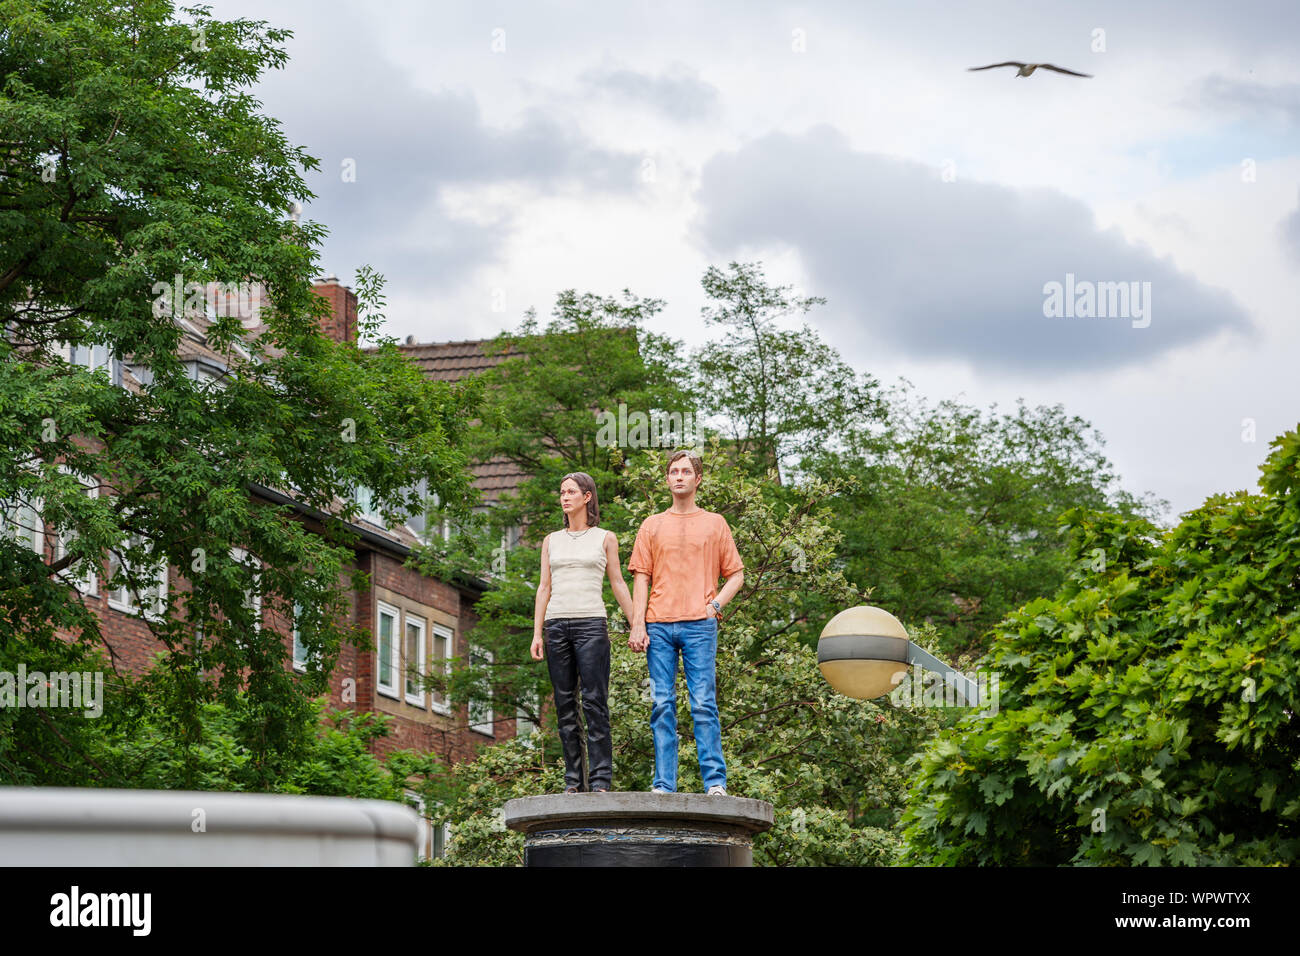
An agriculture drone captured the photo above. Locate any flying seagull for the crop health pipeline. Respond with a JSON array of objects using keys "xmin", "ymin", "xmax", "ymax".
[{"xmin": 968, "ymin": 61, "xmax": 1092, "ymax": 78}]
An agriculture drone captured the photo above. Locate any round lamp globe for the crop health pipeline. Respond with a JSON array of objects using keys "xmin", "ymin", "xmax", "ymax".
[{"xmin": 817, "ymin": 605, "xmax": 910, "ymax": 700}]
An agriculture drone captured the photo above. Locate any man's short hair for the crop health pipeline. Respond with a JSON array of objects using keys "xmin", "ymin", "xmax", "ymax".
[{"xmin": 666, "ymin": 449, "xmax": 703, "ymax": 480}]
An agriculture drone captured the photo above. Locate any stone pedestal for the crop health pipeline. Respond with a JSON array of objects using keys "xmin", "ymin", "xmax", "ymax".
[{"xmin": 503, "ymin": 791, "xmax": 774, "ymax": 867}]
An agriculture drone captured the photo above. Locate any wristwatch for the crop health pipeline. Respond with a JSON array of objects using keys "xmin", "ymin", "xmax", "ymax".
[{"xmin": 709, "ymin": 599, "xmax": 722, "ymax": 615}]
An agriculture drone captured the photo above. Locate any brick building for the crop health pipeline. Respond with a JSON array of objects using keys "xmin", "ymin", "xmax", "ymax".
[{"xmin": 9, "ymin": 277, "xmax": 525, "ymax": 796}]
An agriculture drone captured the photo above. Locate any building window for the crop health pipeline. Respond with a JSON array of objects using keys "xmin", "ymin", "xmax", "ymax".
[
  {"xmin": 230, "ymin": 547, "xmax": 261, "ymax": 639},
  {"xmin": 405, "ymin": 482, "xmax": 451, "ymax": 544},
  {"xmin": 1, "ymin": 495, "xmax": 44, "ymax": 555},
  {"xmin": 430, "ymin": 491, "xmax": 450, "ymax": 542},
  {"xmin": 376, "ymin": 602, "xmax": 399, "ymax": 698},
  {"xmin": 516, "ymin": 690, "xmax": 540, "ymax": 748},
  {"xmin": 468, "ymin": 645, "xmax": 494, "ymax": 736},
  {"xmin": 53, "ymin": 470, "xmax": 99, "ymax": 595},
  {"xmin": 430, "ymin": 624, "xmax": 452, "ymax": 716},
  {"xmin": 404, "ymin": 614, "xmax": 426, "ymax": 706},
  {"xmin": 185, "ymin": 360, "xmax": 227, "ymax": 389},
  {"xmin": 354, "ymin": 485, "xmax": 384, "ymax": 525},
  {"xmin": 291, "ymin": 601, "xmax": 319, "ymax": 672},
  {"xmin": 106, "ymin": 534, "xmax": 168, "ymax": 620},
  {"xmin": 406, "ymin": 791, "xmax": 451, "ymax": 863},
  {"xmin": 432, "ymin": 817, "xmax": 450, "ymax": 860},
  {"xmin": 65, "ymin": 342, "xmax": 122, "ymax": 387}
]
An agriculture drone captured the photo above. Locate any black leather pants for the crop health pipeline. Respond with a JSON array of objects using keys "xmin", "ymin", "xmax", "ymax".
[{"xmin": 543, "ymin": 617, "xmax": 612, "ymax": 790}]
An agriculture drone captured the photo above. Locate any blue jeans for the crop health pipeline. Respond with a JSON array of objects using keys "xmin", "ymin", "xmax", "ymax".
[{"xmin": 647, "ymin": 617, "xmax": 726, "ymax": 792}]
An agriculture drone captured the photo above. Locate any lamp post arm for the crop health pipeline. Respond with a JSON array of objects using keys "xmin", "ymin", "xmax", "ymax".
[{"xmin": 905, "ymin": 643, "xmax": 982, "ymax": 707}]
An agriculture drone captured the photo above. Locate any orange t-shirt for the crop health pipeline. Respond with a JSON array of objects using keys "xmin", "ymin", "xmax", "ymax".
[{"xmin": 628, "ymin": 509, "xmax": 744, "ymax": 623}]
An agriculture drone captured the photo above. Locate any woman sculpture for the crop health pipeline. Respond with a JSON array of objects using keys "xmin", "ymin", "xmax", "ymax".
[{"xmin": 530, "ymin": 472, "xmax": 634, "ymax": 793}]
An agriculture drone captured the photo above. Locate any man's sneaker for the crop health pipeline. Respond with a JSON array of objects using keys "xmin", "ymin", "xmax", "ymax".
[
  {"xmin": 707, "ymin": 785, "xmax": 727, "ymax": 796},
  {"xmin": 651, "ymin": 787, "xmax": 670, "ymax": 794}
]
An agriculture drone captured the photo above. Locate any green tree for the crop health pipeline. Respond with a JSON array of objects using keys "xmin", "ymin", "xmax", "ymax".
[
  {"xmin": 469, "ymin": 288, "xmax": 693, "ymax": 531},
  {"xmin": 694, "ymin": 261, "xmax": 880, "ymax": 477},
  {"xmin": 0, "ymin": 0, "xmax": 479, "ymax": 783},
  {"xmin": 811, "ymin": 382, "xmax": 1164, "ymax": 658},
  {"xmin": 0, "ymin": 629, "xmax": 428, "ymax": 799},
  {"xmin": 900, "ymin": 426, "xmax": 1300, "ymax": 866}
]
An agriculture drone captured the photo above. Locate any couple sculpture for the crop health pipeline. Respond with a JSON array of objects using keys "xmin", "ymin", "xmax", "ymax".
[{"xmin": 530, "ymin": 450, "xmax": 744, "ymax": 795}]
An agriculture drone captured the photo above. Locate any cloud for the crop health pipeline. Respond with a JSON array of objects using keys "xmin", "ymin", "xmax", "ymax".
[
  {"xmin": 579, "ymin": 61, "xmax": 721, "ymax": 121},
  {"xmin": 1194, "ymin": 75, "xmax": 1300, "ymax": 129},
  {"xmin": 1281, "ymin": 188, "xmax": 1300, "ymax": 264},
  {"xmin": 246, "ymin": 16, "xmax": 640, "ymax": 290},
  {"xmin": 1135, "ymin": 203, "xmax": 1196, "ymax": 239},
  {"xmin": 694, "ymin": 125, "xmax": 1254, "ymax": 374}
]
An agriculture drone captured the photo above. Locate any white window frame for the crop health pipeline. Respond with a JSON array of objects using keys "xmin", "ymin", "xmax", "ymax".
[
  {"xmin": 2, "ymin": 494, "xmax": 44, "ymax": 555},
  {"xmin": 106, "ymin": 533, "xmax": 168, "ymax": 620},
  {"xmin": 468, "ymin": 645, "xmax": 494, "ymax": 737},
  {"xmin": 405, "ymin": 791, "xmax": 451, "ymax": 863},
  {"xmin": 430, "ymin": 624, "xmax": 453, "ymax": 716},
  {"xmin": 230, "ymin": 547, "xmax": 262, "ymax": 636},
  {"xmin": 291, "ymin": 601, "xmax": 318, "ymax": 673},
  {"xmin": 432, "ymin": 819, "xmax": 450, "ymax": 860},
  {"xmin": 405, "ymin": 485, "xmax": 451, "ymax": 545},
  {"xmin": 404, "ymin": 613, "xmax": 426, "ymax": 706},
  {"xmin": 376, "ymin": 601, "xmax": 400, "ymax": 698},
  {"xmin": 53, "ymin": 468, "xmax": 98, "ymax": 595},
  {"xmin": 516, "ymin": 689, "xmax": 540, "ymax": 748},
  {"xmin": 65, "ymin": 341, "xmax": 122, "ymax": 387},
  {"xmin": 355, "ymin": 484, "xmax": 384, "ymax": 526},
  {"xmin": 1, "ymin": 455, "xmax": 44, "ymax": 557}
]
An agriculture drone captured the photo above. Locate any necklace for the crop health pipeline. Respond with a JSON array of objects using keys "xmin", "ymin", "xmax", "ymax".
[{"xmin": 564, "ymin": 526, "xmax": 592, "ymax": 538}]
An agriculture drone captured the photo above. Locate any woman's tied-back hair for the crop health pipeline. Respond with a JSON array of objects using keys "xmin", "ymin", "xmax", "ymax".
[{"xmin": 561, "ymin": 472, "xmax": 600, "ymax": 529}]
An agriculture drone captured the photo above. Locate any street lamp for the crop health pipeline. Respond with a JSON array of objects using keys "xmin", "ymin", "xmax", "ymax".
[{"xmin": 817, "ymin": 605, "xmax": 979, "ymax": 704}]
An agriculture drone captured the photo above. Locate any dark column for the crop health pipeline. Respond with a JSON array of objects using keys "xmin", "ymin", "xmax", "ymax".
[{"xmin": 503, "ymin": 792, "xmax": 774, "ymax": 867}]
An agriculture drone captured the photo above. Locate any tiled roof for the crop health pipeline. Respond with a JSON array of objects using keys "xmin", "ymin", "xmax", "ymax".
[
  {"xmin": 396, "ymin": 338, "xmax": 517, "ymax": 381},
  {"xmin": 471, "ymin": 455, "xmax": 530, "ymax": 504},
  {"xmin": 386, "ymin": 338, "xmax": 531, "ymax": 504}
]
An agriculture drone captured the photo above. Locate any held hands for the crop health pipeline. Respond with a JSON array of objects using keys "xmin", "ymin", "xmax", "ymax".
[
  {"xmin": 628, "ymin": 623, "xmax": 649, "ymax": 653},
  {"xmin": 530, "ymin": 635, "xmax": 544, "ymax": 661}
]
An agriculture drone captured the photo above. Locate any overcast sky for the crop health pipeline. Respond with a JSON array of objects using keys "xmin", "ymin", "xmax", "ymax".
[{"xmin": 206, "ymin": 0, "xmax": 1300, "ymax": 517}]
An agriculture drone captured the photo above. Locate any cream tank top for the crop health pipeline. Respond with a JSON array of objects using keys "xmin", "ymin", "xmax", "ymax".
[{"xmin": 544, "ymin": 528, "xmax": 608, "ymax": 620}]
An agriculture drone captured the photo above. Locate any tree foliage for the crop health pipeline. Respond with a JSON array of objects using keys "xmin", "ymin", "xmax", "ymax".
[
  {"xmin": 811, "ymin": 382, "xmax": 1165, "ymax": 657},
  {"xmin": 0, "ymin": 0, "xmax": 478, "ymax": 781},
  {"xmin": 694, "ymin": 261, "xmax": 880, "ymax": 476},
  {"xmin": 469, "ymin": 288, "xmax": 692, "ymax": 532},
  {"xmin": 0, "ymin": 632, "xmax": 420, "ymax": 799},
  {"xmin": 901, "ymin": 427, "xmax": 1300, "ymax": 866}
]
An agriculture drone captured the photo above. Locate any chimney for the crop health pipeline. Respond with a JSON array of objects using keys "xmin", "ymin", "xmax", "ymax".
[{"xmin": 312, "ymin": 276, "xmax": 357, "ymax": 344}]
